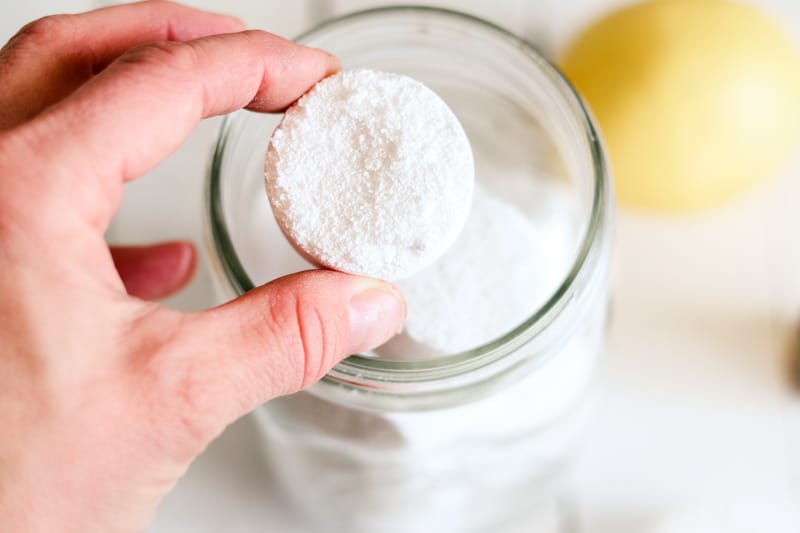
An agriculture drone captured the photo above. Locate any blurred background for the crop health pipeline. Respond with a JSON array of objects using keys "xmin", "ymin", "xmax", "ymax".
[{"xmin": 2, "ymin": 1, "xmax": 800, "ymax": 531}]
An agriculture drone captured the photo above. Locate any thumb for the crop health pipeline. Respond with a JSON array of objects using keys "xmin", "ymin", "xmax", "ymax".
[{"xmin": 171, "ymin": 269, "xmax": 405, "ymax": 418}]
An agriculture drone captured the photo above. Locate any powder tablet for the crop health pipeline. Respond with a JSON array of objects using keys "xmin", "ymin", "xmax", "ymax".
[{"xmin": 264, "ymin": 69, "xmax": 474, "ymax": 281}]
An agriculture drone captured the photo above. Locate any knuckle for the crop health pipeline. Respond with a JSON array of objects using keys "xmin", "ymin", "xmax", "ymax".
[
  {"xmin": 170, "ymin": 367, "xmax": 228, "ymax": 446},
  {"xmin": 147, "ymin": 352, "xmax": 230, "ymax": 455},
  {"xmin": 118, "ymin": 40, "xmax": 199, "ymax": 74},
  {"xmin": 9, "ymin": 15, "xmax": 73, "ymax": 49},
  {"xmin": 240, "ymin": 28, "xmax": 268, "ymax": 40},
  {"xmin": 266, "ymin": 292, "xmax": 341, "ymax": 391},
  {"xmin": 134, "ymin": 312, "xmax": 229, "ymax": 454}
]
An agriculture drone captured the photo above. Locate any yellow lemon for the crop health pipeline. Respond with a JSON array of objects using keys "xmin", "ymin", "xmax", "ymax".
[{"xmin": 559, "ymin": 0, "xmax": 800, "ymax": 211}]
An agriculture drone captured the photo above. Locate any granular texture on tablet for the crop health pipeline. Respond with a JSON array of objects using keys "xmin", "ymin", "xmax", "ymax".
[{"xmin": 264, "ymin": 69, "xmax": 474, "ymax": 281}]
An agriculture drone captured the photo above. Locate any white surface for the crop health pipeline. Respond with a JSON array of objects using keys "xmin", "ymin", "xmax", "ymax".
[{"xmin": 2, "ymin": 1, "xmax": 800, "ymax": 532}]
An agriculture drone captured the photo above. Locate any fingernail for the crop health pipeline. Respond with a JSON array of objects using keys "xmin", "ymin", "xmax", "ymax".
[
  {"xmin": 318, "ymin": 49, "xmax": 342, "ymax": 76},
  {"xmin": 349, "ymin": 284, "xmax": 406, "ymax": 354}
]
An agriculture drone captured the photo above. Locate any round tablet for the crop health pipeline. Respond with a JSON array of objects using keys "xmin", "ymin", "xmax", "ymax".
[{"xmin": 264, "ymin": 69, "xmax": 474, "ymax": 281}]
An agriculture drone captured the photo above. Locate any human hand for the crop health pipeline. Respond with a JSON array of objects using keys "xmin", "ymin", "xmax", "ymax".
[{"xmin": 0, "ymin": 2, "xmax": 405, "ymax": 531}]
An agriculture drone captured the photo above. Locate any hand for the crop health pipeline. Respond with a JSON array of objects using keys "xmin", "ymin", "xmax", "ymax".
[{"xmin": 0, "ymin": 2, "xmax": 405, "ymax": 531}]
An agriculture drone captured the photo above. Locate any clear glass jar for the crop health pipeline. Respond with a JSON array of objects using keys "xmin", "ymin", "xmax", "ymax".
[{"xmin": 204, "ymin": 6, "xmax": 612, "ymax": 533}]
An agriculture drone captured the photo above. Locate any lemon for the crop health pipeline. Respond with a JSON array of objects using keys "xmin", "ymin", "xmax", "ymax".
[{"xmin": 559, "ymin": 0, "xmax": 800, "ymax": 211}]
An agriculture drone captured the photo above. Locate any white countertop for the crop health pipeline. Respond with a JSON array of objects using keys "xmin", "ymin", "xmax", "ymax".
[{"xmin": 3, "ymin": 1, "xmax": 800, "ymax": 531}]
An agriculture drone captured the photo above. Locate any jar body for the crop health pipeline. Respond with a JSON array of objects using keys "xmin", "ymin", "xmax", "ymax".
[
  {"xmin": 205, "ymin": 6, "xmax": 613, "ymax": 533},
  {"xmin": 254, "ymin": 291, "xmax": 608, "ymax": 532}
]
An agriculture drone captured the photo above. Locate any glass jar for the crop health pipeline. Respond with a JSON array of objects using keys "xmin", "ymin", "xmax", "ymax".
[{"xmin": 204, "ymin": 6, "xmax": 612, "ymax": 533}]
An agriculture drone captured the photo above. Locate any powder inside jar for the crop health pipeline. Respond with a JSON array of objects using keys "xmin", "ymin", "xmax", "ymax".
[{"xmin": 376, "ymin": 179, "xmax": 575, "ymax": 359}]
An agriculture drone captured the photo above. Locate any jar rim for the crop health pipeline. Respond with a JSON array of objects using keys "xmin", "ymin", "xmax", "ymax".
[{"xmin": 205, "ymin": 5, "xmax": 610, "ymax": 405}]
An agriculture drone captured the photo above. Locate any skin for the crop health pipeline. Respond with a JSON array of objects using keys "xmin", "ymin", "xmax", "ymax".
[{"xmin": 0, "ymin": 2, "xmax": 406, "ymax": 531}]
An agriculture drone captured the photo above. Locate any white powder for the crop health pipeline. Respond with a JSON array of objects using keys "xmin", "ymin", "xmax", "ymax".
[
  {"xmin": 377, "ymin": 182, "xmax": 575, "ymax": 359},
  {"xmin": 264, "ymin": 69, "xmax": 474, "ymax": 281}
]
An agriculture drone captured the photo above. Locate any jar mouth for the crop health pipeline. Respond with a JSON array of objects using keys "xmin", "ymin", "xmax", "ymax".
[{"xmin": 206, "ymin": 6, "xmax": 610, "ymax": 401}]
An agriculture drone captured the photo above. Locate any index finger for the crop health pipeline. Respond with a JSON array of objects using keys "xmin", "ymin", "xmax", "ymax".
[
  {"xmin": 0, "ymin": 0, "xmax": 245, "ymax": 129},
  {"xmin": 19, "ymin": 30, "xmax": 339, "ymax": 231}
]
